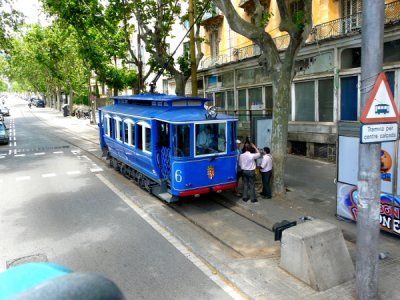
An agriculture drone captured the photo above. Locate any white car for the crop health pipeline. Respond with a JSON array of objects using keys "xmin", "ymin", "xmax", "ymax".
[{"xmin": 0, "ymin": 106, "xmax": 9, "ymax": 116}]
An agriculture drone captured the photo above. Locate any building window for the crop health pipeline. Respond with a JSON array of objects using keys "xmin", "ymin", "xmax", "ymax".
[
  {"xmin": 162, "ymin": 79, "xmax": 168, "ymax": 94},
  {"xmin": 210, "ymin": 30, "xmax": 220, "ymax": 59},
  {"xmin": 340, "ymin": 76, "xmax": 358, "ymax": 121},
  {"xmin": 238, "ymin": 89, "xmax": 248, "ymax": 122},
  {"xmin": 340, "ymin": 71, "xmax": 395, "ymax": 121},
  {"xmin": 318, "ymin": 80, "xmax": 334, "ymax": 122},
  {"xmin": 294, "ymin": 79, "xmax": 334, "ymax": 122}
]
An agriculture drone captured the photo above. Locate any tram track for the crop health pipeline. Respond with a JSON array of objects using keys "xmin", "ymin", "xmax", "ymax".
[{"xmin": 29, "ymin": 106, "xmax": 279, "ymax": 259}]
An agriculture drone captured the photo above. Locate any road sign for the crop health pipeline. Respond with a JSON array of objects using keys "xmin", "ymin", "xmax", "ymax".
[
  {"xmin": 360, "ymin": 123, "xmax": 398, "ymax": 143},
  {"xmin": 360, "ymin": 72, "xmax": 399, "ymax": 124}
]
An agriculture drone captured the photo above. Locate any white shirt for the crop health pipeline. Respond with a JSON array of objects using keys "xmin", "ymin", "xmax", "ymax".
[
  {"xmin": 260, "ymin": 154, "xmax": 272, "ymax": 172},
  {"xmin": 239, "ymin": 151, "xmax": 260, "ymax": 171},
  {"xmin": 197, "ymin": 131, "xmax": 211, "ymax": 148}
]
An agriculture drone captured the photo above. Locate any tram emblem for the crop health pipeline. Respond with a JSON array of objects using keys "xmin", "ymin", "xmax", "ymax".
[{"xmin": 207, "ymin": 165, "xmax": 215, "ymax": 179}]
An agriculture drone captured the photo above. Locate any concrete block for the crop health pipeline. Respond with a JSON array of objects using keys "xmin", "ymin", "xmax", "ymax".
[{"xmin": 279, "ymin": 219, "xmax": 354, "ymax": 291}]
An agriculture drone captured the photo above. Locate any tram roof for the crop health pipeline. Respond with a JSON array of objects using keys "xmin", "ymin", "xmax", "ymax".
[
  {"xmin": 100, "ymin": 103, "xmax": 237, "ymax": 122},
  {"xmin": 110, "ymin": 93, "xmax": 211, "ymax": 105}
]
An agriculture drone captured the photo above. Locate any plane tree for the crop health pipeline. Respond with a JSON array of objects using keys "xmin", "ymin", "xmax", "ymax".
[
  {"xmin": 6, "ymin": 23, "xmax": 89, "ymax": 108},
  {"xmin": 212, "ymin": 0, "xmax": 312, "ymax": 196},
  {"xmin": 41, "ymin": 0, "xmax": 138, "ymax": 95}
]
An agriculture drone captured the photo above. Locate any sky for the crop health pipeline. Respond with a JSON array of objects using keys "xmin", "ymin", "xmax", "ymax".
[{"xmin": 10, "ymin": 0, "xmax": 49, "ymax": 25}]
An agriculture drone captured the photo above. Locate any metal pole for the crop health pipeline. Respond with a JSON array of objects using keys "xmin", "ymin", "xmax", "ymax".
[
  {"xmin": 189, "ymin": 0, "xmax": 198, "ymax": 96},
  {"xmin": 356, "ymin": 1, "xmax": 385, "ymax": 299}
]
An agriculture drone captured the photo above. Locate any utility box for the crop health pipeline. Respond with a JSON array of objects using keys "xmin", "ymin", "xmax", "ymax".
[{"xmin": 279, "ymin": 219, "xmax": 354, "ymax": 291}]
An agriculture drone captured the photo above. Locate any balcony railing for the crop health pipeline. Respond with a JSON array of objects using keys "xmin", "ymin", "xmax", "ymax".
[{"xmin": 200, "ymin": 0, "xmax": 400, "ymax": 69}]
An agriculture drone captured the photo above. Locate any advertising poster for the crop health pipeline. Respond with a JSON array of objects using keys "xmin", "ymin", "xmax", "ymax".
[{"xmin": 337, "ymin": 136, "xmax": 399, "ymax": 236}]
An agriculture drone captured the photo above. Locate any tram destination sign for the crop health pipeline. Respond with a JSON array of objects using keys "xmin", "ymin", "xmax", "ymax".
[{"xmin": 360, "ymin": 123, "xmax": 398, "ymax": 144}]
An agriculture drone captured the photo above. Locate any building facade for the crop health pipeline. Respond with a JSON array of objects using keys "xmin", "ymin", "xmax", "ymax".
[{"xmin": 196, "ymin": 0, "xmax": 400, "ymax": 161}]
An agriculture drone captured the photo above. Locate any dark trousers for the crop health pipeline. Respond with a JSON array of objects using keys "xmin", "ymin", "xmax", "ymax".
[
  {"xmin": 261, "ymin": 170, "xmax": 272, "ymax": 198},
  {"xmin": 242, "ymin": 170, "xmax": 256, "ymax": 201}
]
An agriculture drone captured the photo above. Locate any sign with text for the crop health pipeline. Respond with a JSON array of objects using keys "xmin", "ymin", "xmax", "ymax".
[{"xmin": 361, "ymin": 123, "xmax": 398, "ymax": 143}]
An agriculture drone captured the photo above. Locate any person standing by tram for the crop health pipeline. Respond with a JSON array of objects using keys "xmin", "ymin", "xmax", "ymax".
[
  {"xmin": 239, "ymin": 142, "xmax": 260, "ymax": 203},
  {"xmin": 260, "ymin": 147, "xmax": 272, "ymax": 199},
  {"xmin": 234, "ymin": 139, "xmax": 242, "ymax": 197}
]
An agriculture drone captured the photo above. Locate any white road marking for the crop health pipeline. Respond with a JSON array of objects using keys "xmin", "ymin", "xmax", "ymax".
[
  {"xmin": 42, "ymin": 173, "xmax": 56, "ymax": 178},
  {"xmin": 71, "ymin": 150, "xmax": 80, "ymax": 154},
  {"xmin": 0, "ymin": 156, "xmax": 5, "ymax": 159},
  {"xmin": 13, "ymin": 142, "xmax": 16, "ymax": 147},
  {"xmin": 0, "ymin": 179, "xmax": 3, "ymax": 183},
  {"xmin": 96, "ymin": 174, "xmax": 245, "ymax": 300},
  {"xmin": 90, "ymin": 167, "xmax": 103, "ymax": 173},
  {"xmin": 53, "ymin": 151, "xmax": 64, "ymax": 154},
  {"xmin": 16, "ymin": 176, "xmax": 30, "ymax": 181},
  {"xmin": 15, "ymin": 154, "xmax": 25, "ymax": 157},
  {"xmin": 34, "ymin": 152, "xmax": 46, "ymax": 156},
  {"xmin": 87, "ymin": 148, "xmax": 98, "ymax": 152},
  {"xmin": 67, "ymin": 171, "xmax": 81, "ymax": 175}
]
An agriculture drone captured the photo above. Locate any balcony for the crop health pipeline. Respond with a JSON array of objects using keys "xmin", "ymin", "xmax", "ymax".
[
  {"xmin": 200, "ymin": 6, "xmax": 224, "ymax": 31},
  {"xmin": 200, "ymin": 0, "xmax": 400, "ymax": 69}
]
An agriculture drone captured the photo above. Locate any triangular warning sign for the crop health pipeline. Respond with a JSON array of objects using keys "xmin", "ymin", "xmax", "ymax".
[{"xmin": 360, "ymin": 72, "xmax": 399, "ymax": 123}]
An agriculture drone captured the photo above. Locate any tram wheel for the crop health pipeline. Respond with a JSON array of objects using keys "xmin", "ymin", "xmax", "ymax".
[
  {"xmin": 112, "ymin": 158, "xmax": 119, "ymax": 170},
  {"xmin": 120, "ymin": 164, "xmax": 129, "ymax": 178}
]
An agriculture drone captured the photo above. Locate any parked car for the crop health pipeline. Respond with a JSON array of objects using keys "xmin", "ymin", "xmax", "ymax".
[
  {"xmin": 0, "ymin": 121, "xmax": 9, "ymax": 145},
  {"xmin": 0, "ymin": 106, "xmax": 10, "ymax": 116},
  {"xmin": 36, "ymin": 100, "xmax": 45, "ymax": 107}
]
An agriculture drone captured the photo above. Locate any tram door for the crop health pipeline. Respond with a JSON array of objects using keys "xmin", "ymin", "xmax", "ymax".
[{"xmin": 157, "ymin": 122, "xmax": 171, "ymax": 180}]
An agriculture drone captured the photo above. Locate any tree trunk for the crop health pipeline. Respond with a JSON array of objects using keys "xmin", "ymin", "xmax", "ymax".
[
  {"xmin": 174, "ymin": 74, "xmax": 186, "ymax": 96},
  {"xmin": 271, "ymin": 69, "xmax": 291, "ymax": 196}
]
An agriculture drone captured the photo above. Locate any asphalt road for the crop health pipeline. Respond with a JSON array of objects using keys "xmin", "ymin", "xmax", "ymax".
[{"xmin": 0, "ymin": 97, "xmax": 237, "ymax": 299}]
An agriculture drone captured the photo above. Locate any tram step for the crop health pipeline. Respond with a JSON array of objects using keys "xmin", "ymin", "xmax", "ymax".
[{"xmin": 158, "ymin": 192, "xmax": 179, "ymax": 203}]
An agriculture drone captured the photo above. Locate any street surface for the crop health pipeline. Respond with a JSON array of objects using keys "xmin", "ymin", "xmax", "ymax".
[{"xmin": 0, "ymin": 96, "xmax": 248, "ymax": 299}]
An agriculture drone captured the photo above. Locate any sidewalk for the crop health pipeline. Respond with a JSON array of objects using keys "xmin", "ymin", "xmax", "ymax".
[{"xmin": 37, "ymin": 107, "xmax": 400, "ymax": 300}]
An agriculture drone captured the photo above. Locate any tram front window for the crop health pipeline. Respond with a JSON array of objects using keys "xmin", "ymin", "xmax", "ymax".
[
  {"xmin": 173, "ymin": 124, "xmax": 190, "ymax": 157},
  {"xmin": 195, "ymin": 123, "xmax": 226, "ymax": 155}
]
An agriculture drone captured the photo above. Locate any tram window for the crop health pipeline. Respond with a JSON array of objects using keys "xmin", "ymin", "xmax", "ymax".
[
  {"xmin": 230, "ymin": 122, "xmax": 236, "ymax": 152},
  {"xmin": 195, "ymin": 123, "xmax": 226, "ymax": 155},
  {"xmin": 130, "ymin": 123, "xmax": 135, "ymax": 147},
  {"xmin": 115, "ymin": 119, "xmax": 123, "ymax": 142},
  {"xmin": 145, "ymin": 127, "xmax": 151, "ymax": 153},
  {"xmin": 124, "ymin": 122, "xmax": 129, "ymax": 143},
  {"xmin": 158, "ymin": 122, "xmax": 170, "ymax": 148},
  {"xmin": 104, "ymin": 116, "xmax": 110, "ymax": 137},
  {"xmin": 124, "ymin": 120, "xmax": 135, "ymax": 146},
  {"xmin": 173, "ymin": 124, "xmax": 190, "ymax": 157},
  {"xmin": 137, "ymin": 124, "xmax": 143, "ymax": 150}
]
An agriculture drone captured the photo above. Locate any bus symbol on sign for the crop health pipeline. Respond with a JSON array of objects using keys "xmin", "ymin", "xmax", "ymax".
[{"xmin": 375, "ymin": 103, "xmax": 389, "ymax": 115}]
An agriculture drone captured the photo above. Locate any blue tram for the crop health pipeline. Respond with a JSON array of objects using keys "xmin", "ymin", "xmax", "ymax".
[{"xmin": 99, "ymin": 94, "xmax": 238, "ymax": 202}]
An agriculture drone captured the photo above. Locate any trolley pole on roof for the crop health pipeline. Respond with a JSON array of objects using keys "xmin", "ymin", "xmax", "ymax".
[
  {"xmin": 356, "ymin": 1, "xmax": 384, "ymax": 299},
  {"xmin": 189, "ymin": 0, "xmax": 198, "ymax": 96}
]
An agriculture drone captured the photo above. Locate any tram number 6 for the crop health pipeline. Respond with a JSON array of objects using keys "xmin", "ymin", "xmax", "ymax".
[{"xmin": 175, "ymin": 170, "xmax": 183, "ymax": 183}]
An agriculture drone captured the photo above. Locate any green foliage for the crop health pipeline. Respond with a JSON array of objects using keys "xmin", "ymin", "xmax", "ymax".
[
  {"xmin": 0, "ymin": 0, "xmax": 24, "ymax": 51},
  {"xmin": 177, "ymin": 50, "xmax": 191, "ymax": 78},
  {"xmin": 0, "ymin": 80, "xmax": 7, "ymax": 92},
  {"xmin": 6, "ymin": 23, "xmax": 89, "ymax": 98},
  {"xmin": 292, "ymin": 11, "xmax": 305, "ymax": 32}
]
